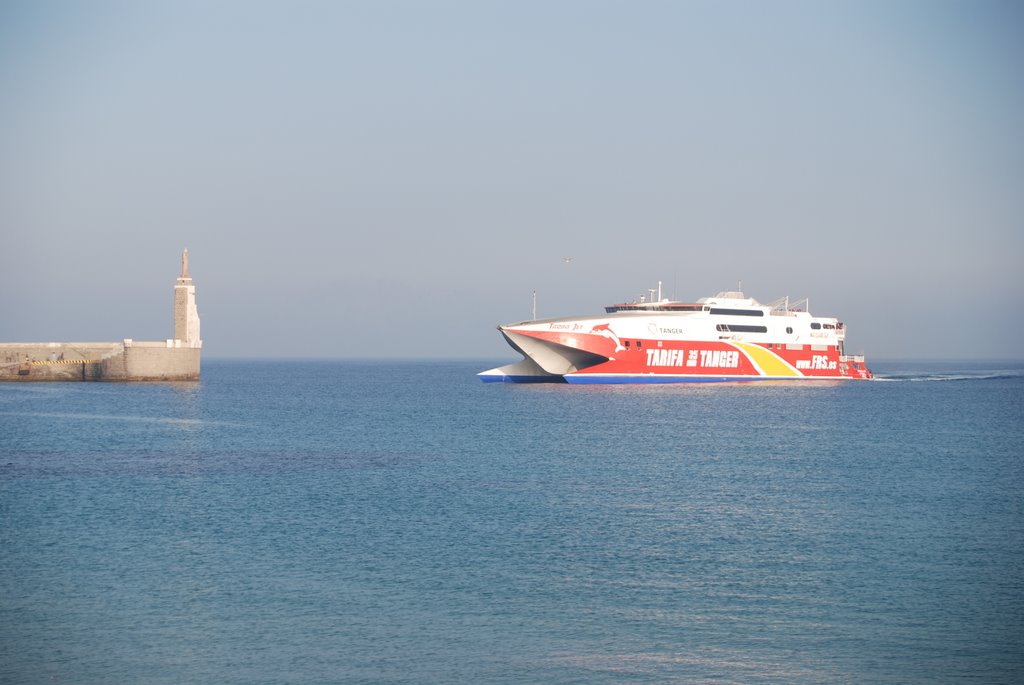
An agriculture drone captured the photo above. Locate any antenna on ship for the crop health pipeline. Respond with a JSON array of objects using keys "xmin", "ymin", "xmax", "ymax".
[{"xmin": 531, "ymin": 289, "xmax": 537, "ymax": 321}]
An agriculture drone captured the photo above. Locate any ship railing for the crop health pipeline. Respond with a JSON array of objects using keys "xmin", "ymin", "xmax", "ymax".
[
  {"xmin": 839, "ymin": 355, "xmax": 865, "ymax": 363},
  {"xmin": 767, "ymin": 296, "xmax": 809, "ymax": 314}
]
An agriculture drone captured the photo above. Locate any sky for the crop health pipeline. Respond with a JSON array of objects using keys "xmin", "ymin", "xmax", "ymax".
[{"xmin": 1, "ymin": 0, "xmax": 1022, "ymax": 359}]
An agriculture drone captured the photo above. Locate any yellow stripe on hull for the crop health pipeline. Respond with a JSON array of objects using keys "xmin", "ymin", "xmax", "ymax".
[{"xmin": 731, "ymin": 342, "xmax": 801, "ymax": 377}]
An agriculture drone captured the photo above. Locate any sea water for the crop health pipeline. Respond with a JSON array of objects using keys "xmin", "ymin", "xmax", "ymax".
[{"xmin": 1, "ymin": 360, "xmax": 1022, "ymax": 684}]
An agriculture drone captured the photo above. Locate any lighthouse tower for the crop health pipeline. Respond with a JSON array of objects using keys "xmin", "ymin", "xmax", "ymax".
[{"xmin": 173, "ymin": 248, "xmax": 202, "ymax": 347}]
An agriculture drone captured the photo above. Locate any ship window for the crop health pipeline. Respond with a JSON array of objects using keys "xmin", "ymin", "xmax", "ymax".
[
  {"xmin": 811, "ymin": 322, "xmax": 822, "ymax": 330},
  {"xmin": 716, "ymin": 324, "xmax": 767, "ymax": 333},
  {"xmin": 636, "ymin": 341, "xmax": 642, "ymax": 348},
  {"xmin": 624, "ymin": 340, "xmax": 630, "ymax": 348},
  {"xmin": 709, "ymin": 308, "xmax": 764, "ymax": 317},
  {"xmin": 786, "ymin": 327, "xmax": 793, "ymax": 334}
]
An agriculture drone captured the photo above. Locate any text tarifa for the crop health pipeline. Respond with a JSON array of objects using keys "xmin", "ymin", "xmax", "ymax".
[{"xmin": 645, "ymin": 348, "xmax": 740, "ymax": 368}]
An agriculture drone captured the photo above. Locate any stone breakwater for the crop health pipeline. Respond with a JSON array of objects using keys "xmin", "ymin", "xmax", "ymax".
[{"xmin": 0, "ymin": 341, "xmax": 200, "ymax": 382}]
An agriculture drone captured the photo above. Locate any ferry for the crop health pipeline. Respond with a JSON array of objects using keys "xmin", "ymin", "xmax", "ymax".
[{"xmin": 479, "ymin": 285, "xmax": 872, "ymax": 384}]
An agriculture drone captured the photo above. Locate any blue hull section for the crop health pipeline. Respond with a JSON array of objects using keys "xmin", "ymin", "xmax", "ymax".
[
  {"xmin": 479, "ymin": 374, "xmax": 566, "ymax": 384},
  {"xmin": 564, "ymin": 375, "xmax": 759, "ymax": 384}
]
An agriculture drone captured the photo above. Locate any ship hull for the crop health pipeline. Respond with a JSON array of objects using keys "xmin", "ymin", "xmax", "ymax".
[{"xmin": 480, "ymin": 298, "xmax": 873, "ymax": 384}]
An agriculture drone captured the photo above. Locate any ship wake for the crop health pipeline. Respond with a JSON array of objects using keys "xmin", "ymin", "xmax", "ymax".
[{"xmin": 872, "ymin": 371, "xmax": 1024, "ymax": 382}]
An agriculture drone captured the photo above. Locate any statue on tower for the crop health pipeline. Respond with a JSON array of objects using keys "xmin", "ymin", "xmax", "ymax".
[{"xmin": 181, "ymin": 248, "xmax": 190, "ymax": 279}]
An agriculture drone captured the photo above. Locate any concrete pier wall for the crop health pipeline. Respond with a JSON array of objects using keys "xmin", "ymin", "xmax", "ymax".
[
  {"xmin": 120, "ymin": 342, "xmax": 200, "ymax": 381},
  {"xmin": 0, "ymin": 341, "xmax": 200, "ymax": 382}
]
